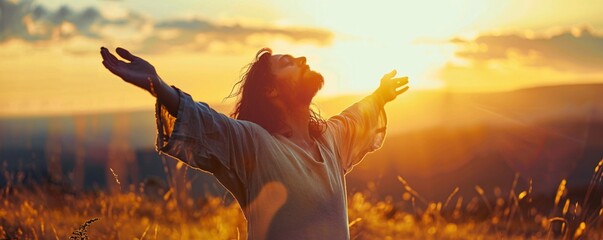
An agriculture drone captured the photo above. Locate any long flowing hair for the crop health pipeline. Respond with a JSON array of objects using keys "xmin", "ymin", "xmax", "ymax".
[{"xmin": 227, "ymin": 48, "xmax": 325, "ymax": 138}]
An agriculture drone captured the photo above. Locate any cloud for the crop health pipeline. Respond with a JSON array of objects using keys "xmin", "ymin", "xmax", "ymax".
[
  {"xmin": 155, "ymin": 19, "xmax": 331, "ymax": 43},
  {"xmin": 138, "ymin": 18, "xmax": 332, "ymax": 54},
  {"xmin": 0, "ymin": 0, "xmax": 333, "ymax": 54},
  {"xmin": 0, "ymin": 0, "xmax": 146, "ymax": 42},
  {"xmin": 450, "ymin": 27, "xmax": 603, "ymax": 72}
]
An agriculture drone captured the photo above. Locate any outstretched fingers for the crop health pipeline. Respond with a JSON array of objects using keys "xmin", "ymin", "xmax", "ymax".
[
  {"xmin": 116, "ymin": 47, "xmax": 139, "ymax": 62},
  {"xmin": 392, "ymin": 77, "xmax": 409, "ymax": 87},
  {"xmin": 100, "ymin": 47, "xmax": 123, "ymax": 67},
  {"xmin": 100, "ymin": 48, "xmax": 114, "ymax": 68},
  {"xmin": 376, "ymin": 69, "xmax": 410, "ymax": 102},
  {"xmin": 101, "ymin": 59, "xmax": 121, "ymax": 76},
  {"xmin": 382, "ymin": 69, "xmax": 397, "ymax": 80},
  {"xmin": 100, "ymin": 47, "xmax": 124, "ymax": 76},
  {"xmin": 100, "ymin": 47, "xmax": 111, "ymax": 64},
  {"xmin": 390, "ymin": 75, "xmax": 409, "ymax": 97},
  {"xmin": 106, "ymin": 49, "xmax": 124, "ymax": 66},
  {"xmin": 396, "ymin": 86, "xmax": 410, "ymax": 95}
]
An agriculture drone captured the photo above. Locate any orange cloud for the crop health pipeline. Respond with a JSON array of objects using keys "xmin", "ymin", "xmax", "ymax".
[
  {"xmin": 0, "ymin": 0, "xmax": 333, "ymax": 55},
  {"xmin": 450, "ymin": 27, "xmax": 603, "ymax": 72},
  {"xmin": 436, "ymin": 27, "xmax": 603, "ymax": 92},
  {"xmin": 138, "ymin": 19, "xmax": 332, "ymax": 54}
]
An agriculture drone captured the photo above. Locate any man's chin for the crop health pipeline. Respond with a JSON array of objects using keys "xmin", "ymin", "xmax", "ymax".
[
  {"xmin": 295, "ymin": 73, "xmax": 323, "ymax": 105},
  {"xmin": 306, "ymin": 70, "xmax": 324, "ymax": 88}
]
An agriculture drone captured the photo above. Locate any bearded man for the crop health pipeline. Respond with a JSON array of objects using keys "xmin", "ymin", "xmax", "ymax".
[{"xmin": 100, "ymin": 46, "xmax": 409, "ymax": 240}]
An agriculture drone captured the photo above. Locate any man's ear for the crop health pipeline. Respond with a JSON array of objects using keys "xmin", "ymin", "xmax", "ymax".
[{"xmin": 266, "ymin": 88, "xmax": 279, "ymax": 98}]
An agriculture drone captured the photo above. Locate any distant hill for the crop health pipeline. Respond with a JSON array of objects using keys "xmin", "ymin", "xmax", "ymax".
[
  {"xmin": 347, "ymin": 121, "xmax": 603, "ymax": 201},
  {"xmin": 1, "ymin": 83, "xmax": 602, "ymax": 201},
  {"xmin": 347, "ymin": 83, "xmax": 603, "ymax": 201}
]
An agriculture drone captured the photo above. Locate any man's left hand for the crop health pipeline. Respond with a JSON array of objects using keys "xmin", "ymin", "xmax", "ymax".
[{"xmin": 373, "ymin": 69, "xmax": 409, "ymax": 105}]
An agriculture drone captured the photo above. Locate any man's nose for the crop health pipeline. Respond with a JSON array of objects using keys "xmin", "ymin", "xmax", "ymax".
[{"xmin": 296, "ymin": 57, "xmax": 306, "ymax": 65}]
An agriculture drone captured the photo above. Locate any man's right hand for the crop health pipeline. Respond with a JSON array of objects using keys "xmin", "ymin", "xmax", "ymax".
[{"xmin": 100, "ymin": 47, "xmax": 158, "ymax": 90}]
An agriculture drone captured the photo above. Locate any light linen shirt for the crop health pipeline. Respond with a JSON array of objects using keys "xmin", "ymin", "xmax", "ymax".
[{"xmin": 155, "ymin": 87, "xmax": 387, "ymax": 240}]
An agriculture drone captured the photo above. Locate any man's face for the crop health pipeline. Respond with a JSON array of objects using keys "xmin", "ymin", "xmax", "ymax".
[{"xmin": 269, "ymin": 54, "xmax": 324, "ymax": 106}]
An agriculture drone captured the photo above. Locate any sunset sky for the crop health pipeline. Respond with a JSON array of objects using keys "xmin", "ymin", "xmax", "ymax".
[{"xmin": 1, "ymin": 0, "xmax": 603, "ymax": 116}]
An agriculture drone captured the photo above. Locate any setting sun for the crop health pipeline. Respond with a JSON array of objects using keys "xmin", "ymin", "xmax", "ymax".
[{"xmin": 2, "ymin": 0, "xmax": 603, "ymax": 115}]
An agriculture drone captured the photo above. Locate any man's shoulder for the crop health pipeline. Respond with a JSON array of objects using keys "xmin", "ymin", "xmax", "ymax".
[{"xmin": 236, "ymin": 120, "xmax": 275, "ymax": 139}]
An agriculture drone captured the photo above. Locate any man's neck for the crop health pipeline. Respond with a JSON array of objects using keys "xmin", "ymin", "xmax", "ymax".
[{"xmin": 279, "ymin": 103, "xmax": 314, "ymax": 145}]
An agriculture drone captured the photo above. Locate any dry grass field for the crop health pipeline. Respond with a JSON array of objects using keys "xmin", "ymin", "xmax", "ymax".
[{"xmin": 1, "ymin": 159, "xmax": 601, "ymax": 239}]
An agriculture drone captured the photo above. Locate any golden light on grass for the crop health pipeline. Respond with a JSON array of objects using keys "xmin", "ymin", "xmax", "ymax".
[
  {"xmin": 474, "ymin": 185, "xmax": 493, "ymax": 213},
  {"xmin": 154, "ymin": 224, "xmax": 159, "ymax": 240},
  {"xmin": 582, "ymin": 158, "xmax": 603, "ymax": 210},
  {"xmin": 139, "ymin": 224, "xmax": 151, "ymax": 240},
  {"xmin": 594, "ymin": 159, "xmax": 602, "ymax": 173},
  {"xmin": 518, "ymin": 191, "xmax": 528, "ymax": 201},
  {"xmin": 573, "ymin": 222, "xmax": 586, "ymax": 239},
  {"xmin": 527, "ymin": 178, "xmax": 533, "ymax": 202},
  {"xmin": 474, "ymin": 185, "xmax": 485, "ymax": 195},
  {"xmin": 348, "ymin": 218, "xmax": 362, "ymax": 227},
  {"xmin": 573, "ymin": 202, "xmax": 581, "ymax": 216},
  {"xmin": 547, "ymin": 217, "xmax": 567, "ymax": 234},
  {"xmin": 162, "ymin": 189, "xmax": 173, "ymax": 201},
  {"xmin": 2, "ymin": 156, "xmax": 603, "ymax": 238},
  {"xmin": 443, "ymin": 187, "xmax": 460, "ymax": 210},
  {"xmin": 397, "ymin": 176, "xmax": 427, "ymax": 204},
  {"xmin": 562, "ymin": 199, "xmax": 570, "ymax": 215},
  {"xmin": 554, "ymin": 179, "xmax": 566, "ymax": 206},
  {"xmin": 109, "ymin": 168, "xmax": 121, "ymax": 189}
]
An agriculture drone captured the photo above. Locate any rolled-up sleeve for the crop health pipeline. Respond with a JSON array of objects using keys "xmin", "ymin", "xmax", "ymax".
[
  {"xmin": 327, "ymin": 94, "xmax": 387, "ymax": 174},
  {"xmin": 155, "ymin": 87, "xmax": 257, "ymax": 188}
]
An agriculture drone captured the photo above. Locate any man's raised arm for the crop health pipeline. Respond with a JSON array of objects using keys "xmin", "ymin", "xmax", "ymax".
[
  {"xmin": 99, "ymin": 46, "xmax": 261, "ymax": 196},
  {"xmin": 99, "ymin": 46, "xmax": 179, "ymax": 116},
  {"xmin": 326, "ymin": 70, "xmax": 409, "ymax": 174}
]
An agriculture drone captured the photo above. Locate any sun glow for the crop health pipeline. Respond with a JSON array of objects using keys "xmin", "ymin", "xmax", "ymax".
[
  {"xmin": 266, "ymin": 0, "xmax": 495, "ymax": 95},
  {"xmin": 2, "ymin": 0, "xmax": 603, "ymax": 115}
]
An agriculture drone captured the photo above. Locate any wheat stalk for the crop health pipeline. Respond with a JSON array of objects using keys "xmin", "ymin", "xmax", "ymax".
[{"xmin": 69, "ymin": 218, "xmax": 99, "ymax": 240}]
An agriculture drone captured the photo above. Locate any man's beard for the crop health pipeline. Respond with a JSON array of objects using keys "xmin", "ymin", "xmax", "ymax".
[{"xmin": 296, "ymin": 70, "xmax": 324, "ymax": 105}]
